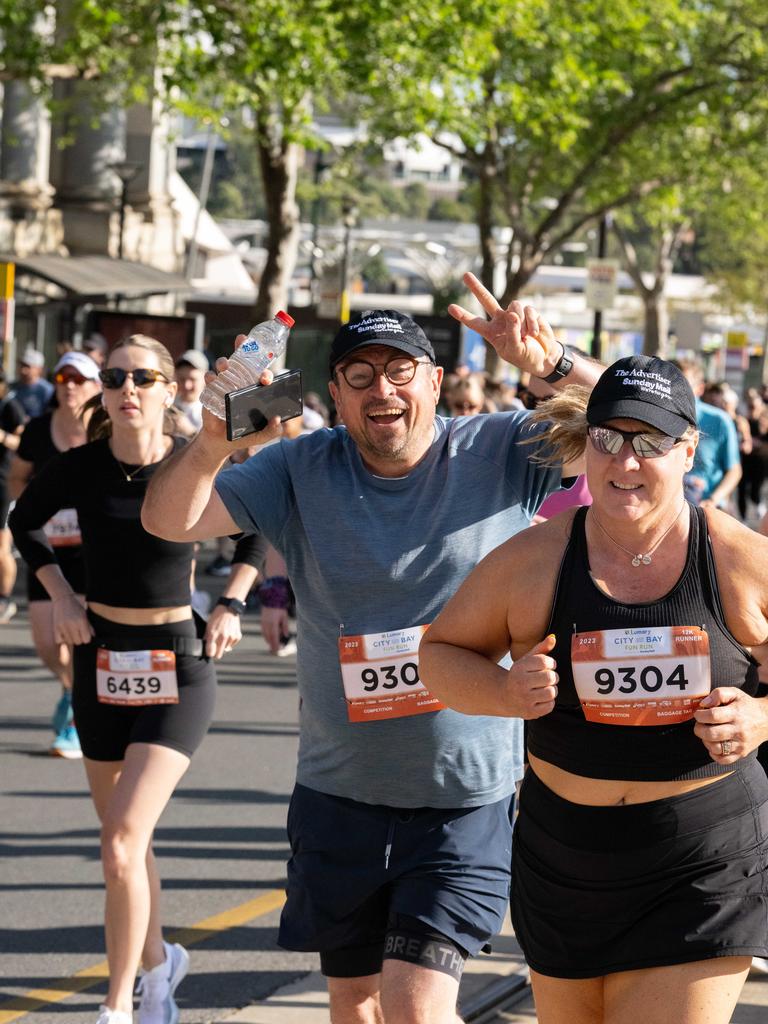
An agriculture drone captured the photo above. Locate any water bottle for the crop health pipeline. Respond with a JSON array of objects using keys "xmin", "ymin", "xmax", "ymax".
[{"xmin": 200, "ymin": 310, "xmax": 295, "ymax": 420}]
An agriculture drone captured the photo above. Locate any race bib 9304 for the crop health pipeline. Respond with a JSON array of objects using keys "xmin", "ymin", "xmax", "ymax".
[{"xmin": 571, "ymin": 625, "xmax": 711, "ymax": 726}]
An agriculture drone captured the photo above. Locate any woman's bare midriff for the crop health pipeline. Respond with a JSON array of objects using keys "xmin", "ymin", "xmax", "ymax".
[
  {"xmin": 528, "ymin": 752, "xmax": 732, "ymax": 806},
  {"xmin": 88, "ymin": 602, "xmax": 193, "ymax": 626}
]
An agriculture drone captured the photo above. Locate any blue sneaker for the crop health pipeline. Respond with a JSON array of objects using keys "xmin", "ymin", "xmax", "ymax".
[
  {"xmin": 50, "ymin": 723, "xmax": 82, "ymax": 759},
  {"xmin": 52, "ymin": 690, "xmax": 74, "ymax": 734}
]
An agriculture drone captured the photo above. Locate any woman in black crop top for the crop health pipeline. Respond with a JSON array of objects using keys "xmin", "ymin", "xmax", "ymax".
[
  {"xmin": 10, "ymin": 336, "xmax": 219, "ymax": 1024},
  {"xmin": 421, "ymin": 356, "xmax": 768, "ymax": 1024},
  {"xmin": 9, "ymin": 350, "xmax": 102, "ymax": 757}
]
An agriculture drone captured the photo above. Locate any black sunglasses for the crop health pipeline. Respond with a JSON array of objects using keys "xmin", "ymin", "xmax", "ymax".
[
  {"xmin": 588, "ymin": 425, "xmax": 683, "ymax": 459},
  {"xmin": 100, "ymin": 367, "xmax": 169, "ymax": 389}
]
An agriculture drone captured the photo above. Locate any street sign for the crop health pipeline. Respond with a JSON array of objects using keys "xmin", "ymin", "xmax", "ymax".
[
  {"xmin": 674, "ymin": 311, "xmax": 704, "ymax": 351},
  {"xmin": 725, "ymin": 348, "xmax": 749, "ymax": 370},
  {"xmin": 725, "ymin": 330, "xmax": 749, "ymax": 349},
  {"xmin": 585, "ymin": 258, "xmax": 619, "ymax": 311}
]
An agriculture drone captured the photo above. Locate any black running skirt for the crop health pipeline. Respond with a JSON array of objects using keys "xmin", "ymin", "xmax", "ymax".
[{"xmin": 511, "ymin": 761, "xmax": 768, "ymax": 978}]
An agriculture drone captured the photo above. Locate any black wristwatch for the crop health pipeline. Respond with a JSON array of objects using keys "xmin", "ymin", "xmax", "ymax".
[
  {"xmin": 216, "ymin": 596, "xmax": 247, "ymax": 616},
  {"xmin": 541, "ymin": 343, "xmax": 575, "ymax": 384}
]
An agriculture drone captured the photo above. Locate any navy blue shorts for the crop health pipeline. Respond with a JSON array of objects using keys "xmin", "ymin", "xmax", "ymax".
[{"xmin": 278, "ymin": 783, "xmax": 514, "ymax": 976}]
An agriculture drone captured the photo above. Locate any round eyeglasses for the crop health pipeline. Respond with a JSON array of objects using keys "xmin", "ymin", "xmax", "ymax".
[
  {"xmin": 588, "ymin": 425, "xmax": 684, "ymax": 459},
  {"xmin": 336, "ymin": 355, "xmax": 431, "ymax": 390}
]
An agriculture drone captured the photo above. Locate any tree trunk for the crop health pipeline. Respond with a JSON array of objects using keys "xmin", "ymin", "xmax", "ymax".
[
  {"xmin": 500, "ymin": 254, "xmax": 540, "ymax": 307},
  {"xmin": 254, "ymin": 133, "xmax": 301, "ymax": 325},
  {"xmin": 642, "ymin": 293, "xmax": 669, "ymax": 357}
]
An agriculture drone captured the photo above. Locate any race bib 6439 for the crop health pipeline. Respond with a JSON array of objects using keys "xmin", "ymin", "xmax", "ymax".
[{"xmin": 96, "ymin": 648, "xmax": 179, "ymax": 706}]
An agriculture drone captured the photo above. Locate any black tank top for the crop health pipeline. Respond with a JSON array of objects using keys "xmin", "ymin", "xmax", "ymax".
[{"xmin": 527, "ymin": 504, "xmax": 759, "ymax": 781}]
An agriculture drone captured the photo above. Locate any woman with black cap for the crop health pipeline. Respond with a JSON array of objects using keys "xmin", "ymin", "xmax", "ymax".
[{"xmin": 420, "ymin": 355, "xmax": 768, "ymax": 1024}]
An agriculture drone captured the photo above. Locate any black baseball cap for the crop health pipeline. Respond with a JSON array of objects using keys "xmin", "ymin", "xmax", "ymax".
[
  {"xmin": 329, "ymin": 310, "xmax": 435, "ymax": 375},
  {"xmin": 587, "ymin": 355, "xmax": 698, "ymax": 437}
]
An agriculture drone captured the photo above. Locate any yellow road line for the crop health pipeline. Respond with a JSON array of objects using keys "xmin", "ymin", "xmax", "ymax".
[{"xmin": 0, "ymin": 889, "xmax": 286, "ymax": 1024}]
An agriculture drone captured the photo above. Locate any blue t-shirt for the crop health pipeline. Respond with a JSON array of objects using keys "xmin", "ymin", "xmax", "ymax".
[
  {"xmin": 10, "ymin": 379, "xmax": 53, "ymax": 419},
  {"xmin": 215, "ymin": 412, "xmax": 562, "ymax": 808},
  {"xmin": 687, "ymin": 399, "xmax": 740, "ymax": 501}
]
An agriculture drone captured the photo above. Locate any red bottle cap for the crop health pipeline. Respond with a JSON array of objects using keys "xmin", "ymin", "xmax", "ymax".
[{"xmin": 276, "ymin": 310, "xmax": 295, "ymax": 327}]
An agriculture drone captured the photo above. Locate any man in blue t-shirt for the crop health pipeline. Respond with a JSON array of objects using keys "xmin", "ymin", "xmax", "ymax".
[
  {"xmin": 675, "ymin": 359, "xmax": 741, "ymax": 509},
  {"xmin": 143, "ymin": 274, "xmax": 602, "ymax": 1024},
  {"xmin": 10, "ymin": 348, "xmax": 54, "ymax": 419}
]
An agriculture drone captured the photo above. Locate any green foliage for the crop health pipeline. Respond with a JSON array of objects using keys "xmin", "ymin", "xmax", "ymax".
[
  {"xmin": 428, "ymin": 195, "xmax": 475, "ymax": 223},
  {"xmin": 4, "ymin": 0, "xmax": 768, "ymax": 321},
  {"xmin": 345, "ymin": 0, "xmax": 768, "ymax": 298},
  {"xmin": 401, "ymin": 182, "xmax": 431, "ymax": 220},
  {"xmin": 360, "ymin": 250, "xmax": 391, "ymax": 291},
  {"xmin": 697, "ymin": 159, "xmax": 768, "ymax": 315},
  {"xmin": 0, "ymin": 0, "xmax": 175, "ymax": 105}
]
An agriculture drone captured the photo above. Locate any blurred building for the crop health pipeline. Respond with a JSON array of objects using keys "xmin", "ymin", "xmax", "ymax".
[{"xmin": 0, "ymin": 79, "xmax": 254, "ymax": 363}]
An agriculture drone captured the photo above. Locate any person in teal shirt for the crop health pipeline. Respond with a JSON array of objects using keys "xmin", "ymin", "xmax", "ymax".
[{"xmin": 675, "ymin": 359, "xmax": 741, "ymax": 507}]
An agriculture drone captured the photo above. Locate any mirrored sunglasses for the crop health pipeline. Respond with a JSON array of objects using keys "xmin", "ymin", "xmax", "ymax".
[
  {"xmin": 55, "ymin": 371, "xmax": 90, "ymax": 385},
  {"xmin": 100, "ymin": 367, "xmax": 169, "ymax": 389},
  {"xmin": 588, "ymin": 425, "xmax": 683, "ymax": 459}
]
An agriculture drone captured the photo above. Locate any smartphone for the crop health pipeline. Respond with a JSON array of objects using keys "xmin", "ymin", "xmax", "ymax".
[{"xmin": 224, "ymin": 369, "xmax": 303, "ymax": 442}]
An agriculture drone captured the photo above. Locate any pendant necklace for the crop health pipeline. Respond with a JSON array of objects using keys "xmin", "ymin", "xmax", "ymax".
[
  {"xmin": 589, "ymin": 501, "xmax": 685, "ymax": 567},
  {"xmin": 110, "ymin": 443, "xmax": 163, "ymax": 482}
]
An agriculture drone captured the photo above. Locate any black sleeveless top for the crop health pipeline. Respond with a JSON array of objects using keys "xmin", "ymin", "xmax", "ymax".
[{"xmin": 527, "ymin": 504, "xmax": 759, "ymax": 781}]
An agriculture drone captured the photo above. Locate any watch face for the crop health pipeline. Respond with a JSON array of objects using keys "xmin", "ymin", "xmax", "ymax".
[{"xmin": 545, "ymin": 346, "xmax": 573, "ymax": 381}]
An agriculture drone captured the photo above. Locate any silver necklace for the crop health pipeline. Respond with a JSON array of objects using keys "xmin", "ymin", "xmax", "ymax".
[{"xmin": 589, "ymin": 502, "xmax": 685, "ymax": 567}]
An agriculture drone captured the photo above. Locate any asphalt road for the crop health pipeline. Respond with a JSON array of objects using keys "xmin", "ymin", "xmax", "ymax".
[{"xmin": 0, "ymin": 578, "xmax": 317, "ymax": 1024}]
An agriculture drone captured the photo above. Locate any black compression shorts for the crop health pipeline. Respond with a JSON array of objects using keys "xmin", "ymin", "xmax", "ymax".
[{"xmin": 72, "ymin": 610, "xmax": 216, "ymax": 761}]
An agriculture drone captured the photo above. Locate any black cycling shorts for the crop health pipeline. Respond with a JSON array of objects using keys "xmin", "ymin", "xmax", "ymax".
[{"xmin": 72, "ymin": 610, "xmax": 216, "ymax": 761}]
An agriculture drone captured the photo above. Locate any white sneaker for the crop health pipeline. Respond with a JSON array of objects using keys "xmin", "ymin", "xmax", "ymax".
[
  {"xmin": 96, "ymin": 1007, "xmax": 133, "ymax": 1024},
  {"xmin": 275, "ymin": 635, "xmax": 297, "ymax": 658},
  {"xmin": 137, "ymin": 942, "xmax": 189, "ymax": 1024},
  {"xmin": 751, "ymin": 956, "xmax": 768, "ymax": 974},
  {"xmin": 0, "ymin": 597, "xmax": 17, "ymax": 624}
]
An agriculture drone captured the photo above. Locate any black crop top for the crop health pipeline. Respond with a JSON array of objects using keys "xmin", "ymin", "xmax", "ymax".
[
  {"xmin": 527, "ymin": 504, "xmax": 760, "ymax": 781},
  {"xmin": 9, "ymin": 437, "xmax": 196, "ymax": 608}
]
